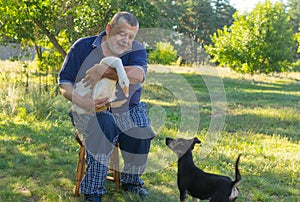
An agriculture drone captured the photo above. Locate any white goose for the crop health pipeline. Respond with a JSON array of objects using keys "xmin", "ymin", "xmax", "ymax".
[{"xmin": 73, "ymin": 56, "xmax": 129, "ymax": 114}]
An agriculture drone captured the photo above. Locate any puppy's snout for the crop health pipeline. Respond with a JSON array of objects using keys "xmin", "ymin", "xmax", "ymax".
[{"xmin": 194, "ymin": 137, "xmax": 201, "ymax": 144}]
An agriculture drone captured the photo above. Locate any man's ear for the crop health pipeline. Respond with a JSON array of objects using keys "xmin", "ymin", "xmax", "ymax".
[{"xmin": 106, "ymin": 24, "xmax": 112, "ymax": 35}]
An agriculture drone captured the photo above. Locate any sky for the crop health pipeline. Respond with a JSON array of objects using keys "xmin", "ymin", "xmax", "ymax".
[{"xmin": 229, "ymin": 0, "xmax": 287, "ymax": 13}]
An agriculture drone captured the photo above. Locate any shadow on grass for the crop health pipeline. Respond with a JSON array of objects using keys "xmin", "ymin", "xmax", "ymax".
[
  {"xmin": 144, "ymin": 72, "xmax": 300, "ymax": 142},
  {"xmin": 1, "ymin": 70, "xmax": 299, "ymax": 201},
  {"xmin": 0, "ymin": 120, "xmax": 79, "ymax": 201}
]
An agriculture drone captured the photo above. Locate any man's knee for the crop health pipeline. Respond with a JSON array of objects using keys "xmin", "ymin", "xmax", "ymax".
[{"xmin": 118, "ymin": 127, "xmax": 153, "ymax": 154}]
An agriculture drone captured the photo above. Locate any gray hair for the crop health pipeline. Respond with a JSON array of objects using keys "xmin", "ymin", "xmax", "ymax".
[{"xmin": 110, "ymin": 11, "xmax": 139, "ymax": 28}]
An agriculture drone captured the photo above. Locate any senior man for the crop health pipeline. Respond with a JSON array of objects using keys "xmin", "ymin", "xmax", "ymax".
[{"xmin": 58, "ymin": 11, "xmax": 155, "ymax": 202}]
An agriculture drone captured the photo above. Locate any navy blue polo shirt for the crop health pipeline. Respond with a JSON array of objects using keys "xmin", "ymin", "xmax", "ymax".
[{"xmin": 58, "ymin": 31, "xmax": 148, "ymax": 107}]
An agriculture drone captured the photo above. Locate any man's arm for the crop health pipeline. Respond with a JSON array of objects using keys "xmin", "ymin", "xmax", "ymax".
[
  {"xmin": 59, "ymin": 83, "xmax": 108, "ymax": 112},
  {"xmin": 124, "ymin": 65, "xmax": 144, "ymax": 84},
  {"xmin": 83, "ymin": 63, "xmax": 144, "ymax": 88}
]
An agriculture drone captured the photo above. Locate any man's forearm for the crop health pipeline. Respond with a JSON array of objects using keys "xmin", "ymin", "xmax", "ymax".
[
  {"xmin": 124, "ymin": 66, "xmax": 144, "ymax": 84},
  {"xmin": 59, "ymin": 83, "xmax": 74, "ymax": 102},
  {"xmin": 59, "ymin": 83, "xmax": 86, "ymax": 106},
  {"xmin": 102, "ymin": 66, "xmax": 144, "ymax": 84}
]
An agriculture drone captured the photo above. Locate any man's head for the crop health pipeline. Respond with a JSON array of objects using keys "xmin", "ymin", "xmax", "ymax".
[{"xmin": 104, "ymin": 11, "xmax": 139, "ymax": 56}]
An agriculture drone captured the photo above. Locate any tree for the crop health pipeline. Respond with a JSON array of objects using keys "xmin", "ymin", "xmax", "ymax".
[
  {"xmin": 0, "ymin": 0, "xmax": 158, "ymax": 76},
  {"xmin": 0, "ymin": 0, "xmax": 67, "ymax": 58},
  {"xmin": 147, "ymin": 0, "xmax": 236, "ymax": 64},
  {"xmin": 206, "ymin": 0, "xmax": 296, "ymax": 74},
  {"xmin": 0, "ymin": 0, "xmax": 159, "ymax": 57},
  {"xmin": 288, "ymin": 0, "xmax": 300, "ymax": 33},
  {"xmin": 0, "ymin": 0, "xmax": 74, "ymax": 90},
  {"xmin": 212, "ymin": 0, "xmax": 236, "ymax": 31},
  {"xmin": 0, "ymin": 0, "xmax": 238, "ymax": 67},
  {"xmin": 287, "ymin": 0, "xmax": 300, "ymax": 59},
  {"xmin": 296, "ymin": 30, "xmax": 300, "ymax": 53},
  {"xmin": 149, "ymin": 0, "xmax": 235, "ymax": 44}
]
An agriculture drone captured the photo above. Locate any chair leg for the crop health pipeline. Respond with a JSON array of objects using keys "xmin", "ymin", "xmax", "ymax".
[
  {"xmin": 74, "ymin": 144, "xmax": 85, "ymax": 196},
  {"xmin": 107, "ymin": 143, "xmax": 120, "ymax": 190},
  {"xmin": 113, "ymin": 143, "xmax": 120, "ymax": 190}
]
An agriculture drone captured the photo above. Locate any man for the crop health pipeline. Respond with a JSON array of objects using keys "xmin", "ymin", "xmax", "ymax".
[{"xmin": 58, "ymin": 11, "xmax": 155, "ymax": 202}]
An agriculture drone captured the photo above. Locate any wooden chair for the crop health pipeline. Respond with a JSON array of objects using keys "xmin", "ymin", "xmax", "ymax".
[{"xmin": 74, "ymin": 130, "xmax": 120, "ymax": 196}]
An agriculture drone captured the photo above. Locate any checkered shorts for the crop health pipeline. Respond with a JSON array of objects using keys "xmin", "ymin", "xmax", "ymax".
[
  {"xmin": 112, "ymin": 102, "xmax": 151, "ymax": 131},
  {"xmin": 72, "ymin": 102, "xmax": 155, "ymax": 195}
]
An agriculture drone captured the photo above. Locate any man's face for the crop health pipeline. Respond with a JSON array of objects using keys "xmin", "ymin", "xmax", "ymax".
[{"xmin": 105, "ymin": 18, "xmax": 138, "ymax": 56}]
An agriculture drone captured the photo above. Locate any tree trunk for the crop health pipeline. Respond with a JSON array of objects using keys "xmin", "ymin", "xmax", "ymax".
[
  {"xmin": 33, "ymin": 19, "xmax": 67, "ymax": 58},
  {"xmin": 34, "ymin": 44, "xmax": 43, "ymax": 61}
]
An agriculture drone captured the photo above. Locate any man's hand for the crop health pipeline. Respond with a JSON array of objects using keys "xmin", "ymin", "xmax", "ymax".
[
  {"xmin": 76, "ymin": 92, "xmax": 109, "ymax": 113},
  {"xmin": 75, "ymin": 92, "xmax": 94, "ymax": 113},
  {"xmin": 82, "ymin": 63, "xmax": 117, "ymax": 88},
  {"xmin": 59, "ymin": 82, "xmax": 109, "ymax": 113},
  {"xmin": 82, "ymin": 63, "xmax": 106, "ymax": 88},
  {"xmin": 95, "ymin": 97, "xmax": 110, "ymax": 112}
]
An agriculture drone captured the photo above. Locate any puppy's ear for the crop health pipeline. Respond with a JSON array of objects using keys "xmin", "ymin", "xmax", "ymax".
[
  {"xmin": 190, "ymin": 137, "xmax": 201, "ymax": 151},
  {"xmin": 193, "ymin": 137, "xmax": 201, "ymax": 144},
  {"xmin": 165, "ymin": 137, "xmax": 174, "ymax": 146}
]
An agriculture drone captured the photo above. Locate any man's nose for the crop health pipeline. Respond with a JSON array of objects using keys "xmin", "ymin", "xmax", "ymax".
[{"xmin": 122, "ymin": 36, "xmax": 129, "ymax": 44}]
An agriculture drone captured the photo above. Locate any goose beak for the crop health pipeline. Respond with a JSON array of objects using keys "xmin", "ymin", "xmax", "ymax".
[{"xmin": 123, "ymin": 86, "xmax": 129, "ymax": 97}]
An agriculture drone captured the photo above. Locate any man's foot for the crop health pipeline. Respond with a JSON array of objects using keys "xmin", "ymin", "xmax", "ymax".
[
  {"xmin": 122, "ymin": 183, "xmax": 149, "ymax": 198},
  {"xmin": 84, "ymin": 194, "xmax": 102, "ymax": 202}
]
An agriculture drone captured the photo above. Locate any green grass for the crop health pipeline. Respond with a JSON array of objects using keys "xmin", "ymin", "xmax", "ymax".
[{"xmin": 0, "ymin": 61, "xmax": 299, "ymax": 201}]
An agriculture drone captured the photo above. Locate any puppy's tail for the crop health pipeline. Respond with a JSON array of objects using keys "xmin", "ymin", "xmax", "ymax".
[{"xmin": 232, "ymin": 154, "xmax": 242, "ymax": 188}]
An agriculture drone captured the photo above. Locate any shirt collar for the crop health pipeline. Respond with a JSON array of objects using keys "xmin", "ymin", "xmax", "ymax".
[{"xmin": 92, "ymin": 31, "xmax": 106, "ymax": 48}]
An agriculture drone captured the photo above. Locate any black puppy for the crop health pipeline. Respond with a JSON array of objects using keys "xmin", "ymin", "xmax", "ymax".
[{"xmin": 166, "ymin": 137, "xmax": 241, "ymax": 202}]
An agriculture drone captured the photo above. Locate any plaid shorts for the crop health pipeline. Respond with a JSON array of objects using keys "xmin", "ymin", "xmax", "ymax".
[
  {"xmin": 113, "ymin": 102, "xmax": 151, "ymax": 130},
  {"xmin": 71, "ymin": 102, "xmax": 156, "ymax": 195}
]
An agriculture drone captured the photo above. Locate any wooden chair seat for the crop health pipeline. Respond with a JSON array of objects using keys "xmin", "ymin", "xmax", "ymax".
[{"xmin": 74, "ymin": 130, "xmax": 120, "ymax": 196}]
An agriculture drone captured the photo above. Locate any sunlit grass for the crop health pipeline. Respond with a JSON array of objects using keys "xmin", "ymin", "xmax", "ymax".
[
  {"xmin": 141, "ymin": 98, "xmax": 177, "ymax": 107},
  {"xmin": 0, "ymin": 62, "xmax": 299, "ymax": 201}
]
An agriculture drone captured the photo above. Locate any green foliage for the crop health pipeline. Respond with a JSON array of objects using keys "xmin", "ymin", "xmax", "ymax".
[
  {"xmin": 288, "ymin": 0, "xmax": 300, "ymax": 61},
  {"xmin": 288, "ymin": 0, "xmax": 300, "ymax": 34},
  {"xmin": 296, "ymin": 31, "xmax": 300, "ymax": 53},
  {"xmin": 0, "ymin": 0, "xmax": 159, "ymax": 50},
  {"xmin": 1, "ymin": 0, "xmax": 299, "ymax": 76},
  {"xmin": 151, "ymin": 0, "xmax": 236, "ymax": 45},
  {"xmin": 0, "ymin": 61, "xmax": 65, "ymax": 120},
  {"xmin": 0, "ymin": 0, "xmax": 237, "ymax": 68},
  {"xmin": 206, "ymin": 0, "xmax": 296, "ymax": 74},
  {"xmin": 148, "ymin": 42, "xmax": 177, "ymax": 65},
  {"xmin": 0, "ymin": 0, "xmax": 159, "ymax": 86}
]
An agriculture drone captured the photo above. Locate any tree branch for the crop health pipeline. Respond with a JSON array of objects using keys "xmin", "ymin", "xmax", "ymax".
[{"xmin": 33, "ymin": 18, "xmax": 67, "ymax": 58}]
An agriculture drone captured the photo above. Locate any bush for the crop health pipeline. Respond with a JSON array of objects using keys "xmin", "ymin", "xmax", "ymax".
[
  {"xmin": 148, "ymin": 42, "xmax": 177, "ymax": 65},
  {"xmin": 206, "ymin": 2, "xmax": 295, "ymax": 74}
]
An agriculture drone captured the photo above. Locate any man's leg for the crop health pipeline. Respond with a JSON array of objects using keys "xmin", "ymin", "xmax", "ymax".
[
  {"xmin": 118, "ymin": 127, "xmax": 153, "ymax": 197},
  {"xmin": 77, "ymin": 112, "xmax": 119, "ymax": 197},
  {"xmin": 112, "ymin": 102, "xmax": 155, "ymax": 197},
  {"xmin": 80, "ymin": 151, "xmax": 109, "ymax": 197}
]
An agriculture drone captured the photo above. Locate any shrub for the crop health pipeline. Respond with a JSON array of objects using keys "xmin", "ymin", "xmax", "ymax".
[
  {"xmin": 148, "ymin": 42, "xmax": 177, "ymax": 65},
  {"xmin": 206, "ymin": 2, "xmax": 295, "ymax": 74}
]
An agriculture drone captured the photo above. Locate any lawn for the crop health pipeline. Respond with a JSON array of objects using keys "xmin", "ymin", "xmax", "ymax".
[{"xmin": 0, "ymin": 61, "xmax": 299, "ymax": 201}]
